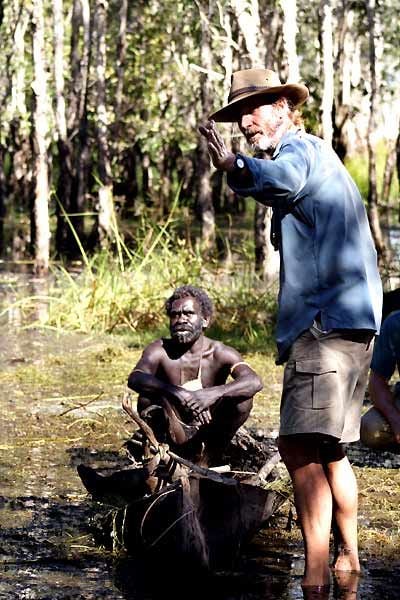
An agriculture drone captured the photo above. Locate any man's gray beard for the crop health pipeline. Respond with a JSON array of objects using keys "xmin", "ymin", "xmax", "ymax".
[
  {"xmin": 171, "ymin": 324, "xmax": 203, "ymax": 344},
  {"xmin": 173, "ymin": 330, "xmax": 194, "ymax": 344},
  {"xmin": 251, "ymin": 135, "xmax": 274, "ymax": 155}
]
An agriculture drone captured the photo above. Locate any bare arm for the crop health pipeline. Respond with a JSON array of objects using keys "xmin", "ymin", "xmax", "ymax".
[
  {"xmin": 127, "ymin": 342, "xmax": 193, "ymax": 410},
  {"xmin": 184, "ymin": 346, "xmax": 263, "ymax": 418},
  {"xmin": 369, "ymin": 370, "xmax": 400, "ymax": 444}
]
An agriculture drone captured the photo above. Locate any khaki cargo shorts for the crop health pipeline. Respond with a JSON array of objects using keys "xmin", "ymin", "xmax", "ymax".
[{"xmin": 280, "ymin": 326, "xmax": 374, "ymax": 443}]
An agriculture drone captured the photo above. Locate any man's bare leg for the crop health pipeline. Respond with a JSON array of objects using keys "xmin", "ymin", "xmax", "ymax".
[
  {"xmin": 323, "ymin": 445, "xmax": 360, "ymax": 573},
  {"xmin": 278, "ymin": 435, "xmax": 332, "ymax": 587}
]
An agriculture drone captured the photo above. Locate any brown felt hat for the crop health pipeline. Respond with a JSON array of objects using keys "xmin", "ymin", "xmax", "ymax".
[{"xmin": 210, "ymin": 68, "xmax": 309, "ymax": 122}]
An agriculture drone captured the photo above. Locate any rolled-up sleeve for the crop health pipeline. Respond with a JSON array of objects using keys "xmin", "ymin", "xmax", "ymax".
[{"xmin": 227, "ymin": 136, "xmax": 310, "ymax": 209}]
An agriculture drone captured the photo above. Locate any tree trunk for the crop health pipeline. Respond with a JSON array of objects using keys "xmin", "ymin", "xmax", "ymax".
[
  {"xmin": 396, "ymin": 128, "xmax": 400, "ymax": 223},
  {"xmin": 332, "ymin": 2, "xmax": 354, "ymax": 160},
  {"xmin": 320, "ymin": 0, "xmax": 334, "ymax": 145},
  {"xmin": 232, "ymin": 0, "xmax": 279, "ymax": 284},
  {"xmin": 115, "ymin": 0, "xmax": 128, "ymax": 119},
  {"xmin": 0, "ymin": 147, "xmax": 5, "ymax": 255},
  {"xmin": 381, "ymin": 142, "xmax": 396, "ymax": 207},
  {"xmin": 66, "ymin": 0, "xmax": 91, "ymax": 253},
  {"xmin": 32, "ymin": 0, "xmax": 51, "ymax": 275},
  {"xmin": 280, "ymin": 0, "xmax": 300, "ymax": 82},
  {"xmin": 196, "ymin": 0, "xmax": 215, "ymax": 252},
  {"xmin": 53, "ymin": 0, "xmax": 74, "ymax": 257},
  {"xmin": 365, "ymin": 0, "xmax": 389, "ymax": 265},
  {"xmin": 94, "ymin": 0, "xmax": 114, "ymax": 248}
]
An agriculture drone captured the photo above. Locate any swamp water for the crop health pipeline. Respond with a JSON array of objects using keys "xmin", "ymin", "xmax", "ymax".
[{"xmin": 0, "ymin": 271, "xmax": 399, "ymax": 599}]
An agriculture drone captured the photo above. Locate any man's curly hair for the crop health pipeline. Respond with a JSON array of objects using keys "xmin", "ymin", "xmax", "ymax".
[{"xmin": 165, "ymin": 285, "xmax": 214, "ymax": 320}]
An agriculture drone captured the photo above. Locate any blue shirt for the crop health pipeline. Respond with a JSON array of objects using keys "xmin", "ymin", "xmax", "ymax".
[
  {"xmin": 371, "ymin": 310, "xmax": 400, "ymax": 379},
  {"xmin": 228, "ymin": 130, "xmax": 382, "ymax": 362}
]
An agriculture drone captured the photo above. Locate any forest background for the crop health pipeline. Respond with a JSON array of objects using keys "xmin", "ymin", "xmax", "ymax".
[{"xmin": 0, "ymin": 0, "xmax": 399, "ymax": 348}]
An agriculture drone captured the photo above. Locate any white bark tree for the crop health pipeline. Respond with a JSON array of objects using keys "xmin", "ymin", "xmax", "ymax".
[
  {"xmin": 94, "ymin": 0, "xmax": 114, "ymax": 247},
  {"xmin": 231, "ymin": 0, "xmax": 279, "ymax": 284},
  {"xmin": 32, "ymin": 0, "xmax": 51, "ymax": 275},
  {"xmin": 280, "ymin": 0, "xmax": 300, "ymax": 82},
  {"xmin": 320, "ymin": 0, "xmax": 334, "ymax": 145}
]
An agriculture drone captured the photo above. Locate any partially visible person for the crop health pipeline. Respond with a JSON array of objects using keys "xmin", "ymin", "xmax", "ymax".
[
  {"xmin": 127, "ymin": 285, "xmax": 263, "ymax": 465},
  {"xmin": 361, "ymin": 310, "xmax": 400, "ymax": 451},
  {"xmin": 199, "ymin": 68, "xmax": 382, "ymax": 592}
]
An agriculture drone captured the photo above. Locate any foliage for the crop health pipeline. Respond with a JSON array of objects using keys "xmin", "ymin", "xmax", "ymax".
[{"xmin": 24, "ymin": 209, "xmax": 276, "ymax": 351}]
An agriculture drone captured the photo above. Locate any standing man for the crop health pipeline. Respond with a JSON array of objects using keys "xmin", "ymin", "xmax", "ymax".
[
  {"xmin": 128, "ymin": 285, "xmax": 263, "ymax": 466},
  {"xmin": 199, "ymin": 69, "xmax": 382, "ymax": 592}
]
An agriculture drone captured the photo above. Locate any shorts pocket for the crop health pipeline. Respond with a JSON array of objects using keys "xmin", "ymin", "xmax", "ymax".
[{"xmin": 295, "ymin": 359, "xmax": 337, "ymax": 409}]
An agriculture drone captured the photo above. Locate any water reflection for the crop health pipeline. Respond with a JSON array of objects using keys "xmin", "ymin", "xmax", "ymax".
[
  {"xmin": 1, "ymin": 274, "xmax": 399, "ymax": 599},
  {"xmin": 0, "ymin": 267, "xmax": 50, "ymax": 326}
]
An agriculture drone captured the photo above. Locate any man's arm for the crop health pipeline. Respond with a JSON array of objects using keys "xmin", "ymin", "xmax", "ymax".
[
  {"xmin": 369, "ymin": 370, "xmax": 400, "ymax": 444},
  {"xmin": 127, "ymin": 342, "xmax": 193, "ymax": 411},
  {"xmin": 183, "ymin": 345, "xmax": 263, "ymax": 418}
]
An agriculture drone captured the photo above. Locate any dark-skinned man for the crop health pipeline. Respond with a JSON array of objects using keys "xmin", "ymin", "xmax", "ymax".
[
  {"xmin": 361, "ymin": 309, "xmax": 400, "ymax": 451},
  {"xmin": 199, "ymin": 68, "xmax": 382, "ymax": 595},
  {"xmin": 128, "ymin": 285, "xmax": 263, "ymax": 466}
]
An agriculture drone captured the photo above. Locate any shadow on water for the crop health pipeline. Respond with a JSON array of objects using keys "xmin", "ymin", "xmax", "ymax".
[{"xmin": 1, "ymin": 270, "xmax": 399, "ymax": 599}]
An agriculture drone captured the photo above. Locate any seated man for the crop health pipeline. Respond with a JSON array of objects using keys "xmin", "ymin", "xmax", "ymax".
[
  {"xmin": 361, "ymin": 310, "xmax": 400, "ymax": 451},
  {"xmin": 127, "ymin": 285, "xmax": 263, "ymax": 465}
]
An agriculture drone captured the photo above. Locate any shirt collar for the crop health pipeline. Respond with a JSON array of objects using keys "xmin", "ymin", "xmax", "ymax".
[{"xmin": 272, "ymin": 128, "xmax": 303, "ymax": 158}]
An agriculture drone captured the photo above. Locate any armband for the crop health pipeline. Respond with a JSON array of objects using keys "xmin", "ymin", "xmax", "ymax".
[{"xmin": 230, "ymin": 361, "xmax": 250, "ymax": 375}]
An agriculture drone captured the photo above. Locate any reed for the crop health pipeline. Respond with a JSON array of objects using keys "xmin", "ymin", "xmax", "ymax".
[{"xmin": 6, "ymin": 198, "xmax": 277, "ymax": 350}]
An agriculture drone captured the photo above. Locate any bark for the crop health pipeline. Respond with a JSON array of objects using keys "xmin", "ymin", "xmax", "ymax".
[
  {"xmin": 32, "ymin": 0, "xmax": 51, "ymax": 275},
  {"xmin": 232, "ymin": 0, "xmax": 279, "ymax": 284},
  {"xmin": 196, "ymin": 0, "xmax": 215, "ymax": 252},
  {"xmin": 280, "ymin": 0, "xmax": 300, "ymax": 82},
  {"xmin": 94, "ymin": 0, "xmax": 114, "ymax": 248},
  {"xmin": 53, "ymin": 0, "xmax": 73, "ymax": 256},
  {"xmin": 115, "ymin": 0, "xmax": 128, "ymax": 118},
  {"xmin": 65, "ymin": 0, "xmax": 91, "ymax": 253},
  {"xmin": 396, "ymin": 128, "xmax": 400, "ymax": 223},
  {"xmin": 332, "ymin": 3, "xmax": 354, "ymax": 160},
  {"xmin": 231, "ymin": 0, "xmax": 265, "ymax": 66},
  {"xmin": 0, "ymin": 147, "xmax": 5, "ymax": 254},
  {"xmin": 366, "ymin": 0, "xmax": 389, "ymax": 265},
  {"xmin": 320, "ymin": 0, "xmax": 334, "ymax": 145},
  {"xmin": 381, "ymin": 142, "xmax": 396, "ymax": 206}
]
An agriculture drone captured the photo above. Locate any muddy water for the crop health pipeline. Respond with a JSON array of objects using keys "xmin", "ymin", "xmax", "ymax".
[{"xmin": 1, "ymin": 270, "xmax": 399, "ymax": 599}]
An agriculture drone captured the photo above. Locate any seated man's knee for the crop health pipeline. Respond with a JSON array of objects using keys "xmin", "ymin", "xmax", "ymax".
[{"xmin": 235, "ymin": 396, "xmax": 253, "ymax": 417}]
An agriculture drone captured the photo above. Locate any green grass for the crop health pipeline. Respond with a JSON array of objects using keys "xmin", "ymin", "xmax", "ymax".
[{"xmin": 5, "ymin": 206, "xmax": 278, "ymax": 353}]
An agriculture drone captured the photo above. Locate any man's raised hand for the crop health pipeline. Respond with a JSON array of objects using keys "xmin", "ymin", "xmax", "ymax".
[{"xmin": 199, "ymin": 120, "xmax": 236, "ymax": 171}]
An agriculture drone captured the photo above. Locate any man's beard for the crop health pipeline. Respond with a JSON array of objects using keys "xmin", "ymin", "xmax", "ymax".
[
  {"xmin": 170, "ymin": 322, "xmax": 203, "ymax": 344},
  {"xmin": 250, "ymin": 134, "xmax": 274, "ymax": 155}
]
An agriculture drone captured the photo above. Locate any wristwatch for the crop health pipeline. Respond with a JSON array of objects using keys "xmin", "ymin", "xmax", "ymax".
[{"xmin": 235, "ymin": 156, "xmax": 245, "ymax": 170}]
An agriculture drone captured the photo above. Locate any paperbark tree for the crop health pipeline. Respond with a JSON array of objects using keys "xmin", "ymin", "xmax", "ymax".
[
  {"xmin": 195, "ymin": 0, "xmax": 216, "ymax": 252},
  {"xmin": 365, "ymin": 0, "xmax": 389, "ymax": 266},
  {"xmin": 53, "ymin": 0, "xmax": 73, "ymax": 256},
  {"xmin": 31, "ymin": 0, "xmax": 51, "ymax": 275},
  {"xmin": 115, "ymin": 0, "xmax": 128, "ymax": 119},
  {"xmin": 231, "ymin": 0, "xmax": 279, "ymax": 284},
  {"xmin": 319, "ymin": 0, "xmax": 334, "ymax": 145},
  {"xmin": 280, "ymin": 0, "xmax": 300, "ymax": 82},
  {"xmin": 67, "ymin": 0, "xmax": 91, "ymax": 252},
  {"xmin": 94, "ymin": 0, "xmax": 114, "ymax": 247}
]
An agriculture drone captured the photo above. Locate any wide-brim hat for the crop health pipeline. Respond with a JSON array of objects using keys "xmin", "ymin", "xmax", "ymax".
[{"xmin": 210, "ymin": 68, "xmax": 309, "ymax": 122}]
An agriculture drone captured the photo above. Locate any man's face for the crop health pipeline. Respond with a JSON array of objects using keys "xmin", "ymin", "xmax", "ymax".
[
  {"xmin": 169, "ymin": 297, "xmax": 207, "ymax": 344},
  {"xmin": 238, "ymin": 98, "xmax": 287, "ymax": 154}
]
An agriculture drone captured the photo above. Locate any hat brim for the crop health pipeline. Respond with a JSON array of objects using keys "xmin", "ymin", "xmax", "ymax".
[{"xmin": 209, "ymin": 83, "xmax": 309, "ymax": 122}]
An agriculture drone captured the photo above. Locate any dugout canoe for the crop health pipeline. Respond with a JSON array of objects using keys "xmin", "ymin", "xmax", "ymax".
[{"xmin": 77, "ymin": 394, "xmax": 288, "ymax": 571}]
